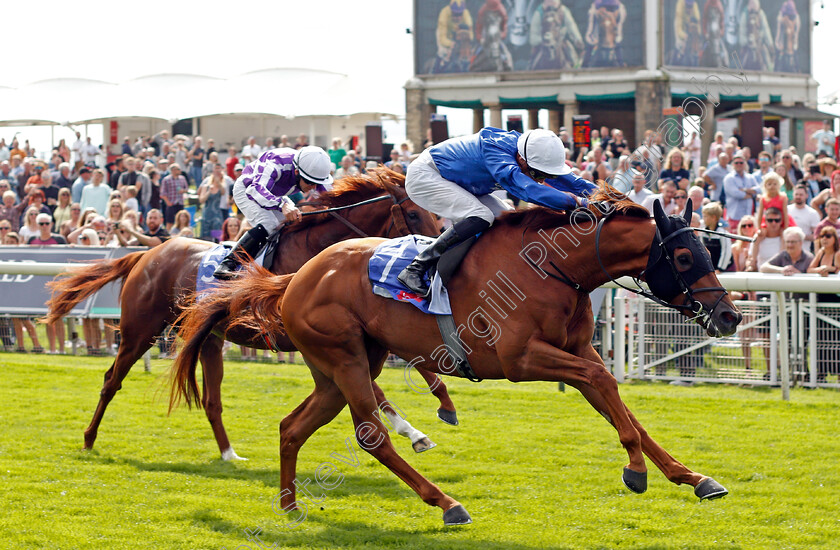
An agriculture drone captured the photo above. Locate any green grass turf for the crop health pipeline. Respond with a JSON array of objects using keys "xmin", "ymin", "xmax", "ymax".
[{"xmin": 1, "ymin": 353, "xmax": 839, "ymax": 549}]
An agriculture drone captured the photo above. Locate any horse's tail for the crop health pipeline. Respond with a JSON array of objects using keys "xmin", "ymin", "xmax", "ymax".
[
  {"xmin": 44, "ymin": 251, "xmax": 147, "ymax": 324},
  {"xmin": 169, "ymin": 265, "xmax": 294, "ymax": 412}
]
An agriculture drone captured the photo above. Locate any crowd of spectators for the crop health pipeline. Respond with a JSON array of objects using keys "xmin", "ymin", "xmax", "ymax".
[
  {"xmin": 572, "ymin": 122, "xmax": 839, "ymax": 382},
  {"xmin": 0, "ymin": 130, "xmax": 401, "ymax": 359},
  {"xmin": 2, "ymin": 122, "xmax": 839, "ymax": 374}
]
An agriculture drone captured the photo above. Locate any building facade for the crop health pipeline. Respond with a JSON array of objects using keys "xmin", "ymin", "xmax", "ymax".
[{"xmin": 407, "ymin": 0, "xmax": 817, "ymax": 159}]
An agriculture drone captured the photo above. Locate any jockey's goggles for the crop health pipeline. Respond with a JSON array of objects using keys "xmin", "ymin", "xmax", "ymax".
[{"xmin": 528, "ymin": 167, "xmax": 557, "ymax": 182}]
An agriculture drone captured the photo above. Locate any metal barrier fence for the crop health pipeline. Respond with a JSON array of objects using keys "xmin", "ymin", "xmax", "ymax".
[
  {"xmin": 597, "ymin": 291, "xmax": 840, "ymax": 394},
  {"xmin": 3, "ymin": 260, "xmax": 840, "ymax": 395}
]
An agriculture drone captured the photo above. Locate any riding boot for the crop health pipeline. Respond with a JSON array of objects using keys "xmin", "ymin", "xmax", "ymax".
[
  {"xmin": 397, "ymin": 216, "xmax": 490, "ymax": 297},
  {"xmin": 213, "ymin": 224, "xmax": 270, "ymax": 280}
]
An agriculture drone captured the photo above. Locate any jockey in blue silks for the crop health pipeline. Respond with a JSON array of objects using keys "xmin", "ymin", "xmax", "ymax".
[
  {"xmin": 214, "ymin": 145, "xmax": 333, "ymax": 280},
  {"xmin": 398, "ymin": 127, "xmax": 597, "ymax": 297}
]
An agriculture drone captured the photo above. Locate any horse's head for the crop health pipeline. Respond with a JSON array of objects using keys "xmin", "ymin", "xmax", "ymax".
[
  {"xmin": 645, "ymin": 199, "xmax": 741, "ymax": 337},
  {"xmin": 376, "ymin": 168, "xmax": 441, "ymax": 238}
]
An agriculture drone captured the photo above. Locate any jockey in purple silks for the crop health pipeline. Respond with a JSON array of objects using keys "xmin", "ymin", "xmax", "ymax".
[{"xmin": 213, "ymin": 146, "xmax": 333, "ymax": 280}]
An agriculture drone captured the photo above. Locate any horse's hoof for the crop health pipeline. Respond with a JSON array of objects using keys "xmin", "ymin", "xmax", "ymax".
[
  {"xmin": 443, "ymin": 504, "xmax": 472, "ymax": 526},
  {"xmin": 694, "ymin": 477, "xmax": 728, "ymax": 500},
  {"xmin": 412, "ymin": 437, "xmax": 437, "ymax": 453},
  {"xmin": 221, "ymin": 447, "xmax": 248, "ymax": 461},
  {"xmin": 622, "ymin": 467, "xmax": 648, "ymax": 494},
  {"xmin": 437, "ymin": 408, "xmax": 459, "ymax": 426}
]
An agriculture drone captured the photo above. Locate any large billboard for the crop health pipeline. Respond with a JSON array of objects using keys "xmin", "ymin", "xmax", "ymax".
[
  {"xmin": 663, "ymin": 0, "xmax": 810, "ymax": 74},
  {"xmin": 415, "ymin": 0, "xmax": 645, "ymax": 75}
]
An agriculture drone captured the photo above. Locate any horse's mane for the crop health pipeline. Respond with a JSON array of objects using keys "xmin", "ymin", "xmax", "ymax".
[
  {"xmin": 284, "ymin": 166, "xmax": 402, "ymax": 233},
  {"xmin": 313, "ymin": 167, "xmax": 402, "ymax": 208},
  {"xmin": 497, "ymin": 181, "xmax": 649, "ymax": 231}
]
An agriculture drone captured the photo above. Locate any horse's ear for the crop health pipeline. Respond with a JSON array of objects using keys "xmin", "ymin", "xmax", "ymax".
[
  {"xmin": 652, "ymin": 197, "xmax": 668, "ymax": 229},
  {"xmin": 684, "ymin": 199, "xmax": 693, "ymax": 223}
]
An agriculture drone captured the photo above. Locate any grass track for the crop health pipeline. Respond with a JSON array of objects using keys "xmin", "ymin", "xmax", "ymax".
[{"xmin": 1, "ymin": 353, "xmax": 839, "ymax": 549}]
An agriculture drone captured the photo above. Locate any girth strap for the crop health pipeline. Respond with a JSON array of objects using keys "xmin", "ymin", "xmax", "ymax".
[{"xmin": 435, "ymin": 314, "xmax": 482, "ymax": 382}]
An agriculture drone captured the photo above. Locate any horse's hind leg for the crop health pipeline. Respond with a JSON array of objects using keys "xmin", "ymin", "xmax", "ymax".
[
  {"xmin": 198, "ymin": 335, "xmax": 242, "ymax": 461},
  {"xmin": 338, "ymin": 368, "xmax": 470, "ymax": 525},
  {"xmin": 311, "ymin": 339, "xmax": 469, "ymax": 525},
  {"xmin": 576, "ymin": 345, "xmax": 727, "ymax": 500},
  {"xmin": 279, "ymin": 368, "xmax": 347, "ymax": 511},
  {"xmin": 83, "ymin": 314, "xmax": 163, "ymax": 450}
]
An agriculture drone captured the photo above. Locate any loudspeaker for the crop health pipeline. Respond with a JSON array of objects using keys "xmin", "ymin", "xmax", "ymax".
[
  {"xmin": 365, "ymin": 124, "xmax": 383, "ymax": 161},
  {"xmin": 382, "ymin": 143, "xmax": 394, "ymax": 161},
  {"xmin": 430, "ymin": 118, "xmax": 449, "ymax": 144}
]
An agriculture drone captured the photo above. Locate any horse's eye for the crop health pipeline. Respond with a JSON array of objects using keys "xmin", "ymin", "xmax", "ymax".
[
  {"xmin": 677, "ymin": 254, "xmax": 693, "ymax": 268},
  {"xmin": 408, "ymin": 212, "xmax": 419, "ymax": 220}
]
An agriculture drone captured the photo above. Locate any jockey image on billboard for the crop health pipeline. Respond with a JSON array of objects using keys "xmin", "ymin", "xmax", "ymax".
[
  {"xmin": 528, "ymin": 0, "xmax": 585, "ymax": 70},
  {"xmin": 416, "ymin": 0, "xmax": 644, "ymax": 74},
  {"xmin": 583, "ymin": 0, "xmax": 627, "ymax": 67},
  {"xmin": 664, "ymin": 0, "xmax": 809, "ymax": 74},
  {"xmin": 774, "ymin": 0, "xmax": 801, "ymax": 73}
]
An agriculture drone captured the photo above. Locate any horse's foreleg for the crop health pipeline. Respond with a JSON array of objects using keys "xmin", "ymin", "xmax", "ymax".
[
  {"xmin": 508, "ymin": 339, "xmax": 646, "ymax": 482},
  {"xmin": 371, "ymin": 381, "xmax": 436, "ymax": 453},
  {"xmin": 576, "ymin": 345, "xmax": 727, "ymax": 499},
  {"xmin": 199, "ymin": 335, "xmax": 241, "ymax": 460},
  {"xmin": 414, "ymin": 367, "xmax": 459, "ymax": 425}
]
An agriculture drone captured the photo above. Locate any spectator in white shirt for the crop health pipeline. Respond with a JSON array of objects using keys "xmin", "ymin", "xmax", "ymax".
[
  {"xmin": 80, "ymin": 137, "xmax": 99, "ymax": 167},
  {"xmin": 241, "ymin": 136, "xmax": 262, "ymax": 159},
  {"xmin": 641, "ymin": 180, "xmax": 679, "ymax": 216},
  {"xmin": 788, "ymin": 184, "xmax": 821, "ymax": 251},
  {"xmin": 626, "ymin": 170, "xmax": 653, "ymax": 205}
]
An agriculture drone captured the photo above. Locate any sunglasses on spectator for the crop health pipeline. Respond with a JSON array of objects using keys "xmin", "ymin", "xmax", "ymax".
[
  {"xmin": 675, "ymin": 194, "xmax": 687, "ymax": 199},
  {"xmin": 0, "ymin": 226, "xmax": 11, "ymax": 231},
  {"xmin": 733, "ymin": 160, "xmax": 745, "ymax": 164},
  {"xmin": 766, "ymin": 218, "xmax": 782, "ymax": 223},
  {"xmin": 38, "ymin": 222, "xmax": 51, "ymax": 226},
  {"xmin": 79, "ymin": 236, "xmax": 90, "ymax": 241},
  {"xmin": 741, "ymin": 223, "xmax": 754, "ymax": 228},
  {"xmin": 820, "ymin": 234, "xmax": 833, "ymax": 238}
]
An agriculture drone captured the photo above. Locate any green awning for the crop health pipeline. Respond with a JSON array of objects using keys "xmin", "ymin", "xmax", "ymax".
[
  {"xmin": 770, "ymin": 94, "xmax": 782, "ymax": 103},
  {"xmin": 720, "ymin": 94, "xmax": 759, "ymax": 102},
  {"xmin": 429, "ymin": 98, "xmax": 484, "ymax": 109},
  {"xmin": 498, "ymin": 95, "xmax": 559, "ymax": 108},
  {"xmin": 575, "ymin": 91, "xmax": 635, "ymax": 102}
]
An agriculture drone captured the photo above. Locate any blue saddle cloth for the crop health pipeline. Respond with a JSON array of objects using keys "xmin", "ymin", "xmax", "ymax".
[
  {"xmin": 195, "ymin": 245, "xmax": 229, "ymax": 300},
  {"xmin": 368, "ymin": 235, "xmax": 452, "ymax": 315},
  {"xmin": 195, "ymin": 244, "xmax": 268, "ymax": 300}
]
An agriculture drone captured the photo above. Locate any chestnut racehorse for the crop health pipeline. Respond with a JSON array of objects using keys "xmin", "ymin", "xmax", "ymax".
[
  {"xmin": 46, "ymin": 168, "xmax": 454, "ymax": 460},
  {"xmin": 172, "ymin": 188, "xmax": 742, "ymax": 525}
]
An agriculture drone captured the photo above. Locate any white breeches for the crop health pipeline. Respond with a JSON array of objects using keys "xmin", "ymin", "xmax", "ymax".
[
  {"xmin": 405, "ymin": 149, "xmax": 512, "ymax": 225},
  {"xmin": 232, "ymin": 178, "xmax": 286, "ymax": 234}
]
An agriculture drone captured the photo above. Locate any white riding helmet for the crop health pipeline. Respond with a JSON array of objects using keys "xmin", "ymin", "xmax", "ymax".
[
  {"xmin": 516, "ymin": 129, "xmax": 571, "ymax": 176},
  {"xmin": 293, "ymin": 146, "xmax": 334, "ymax": 189}
]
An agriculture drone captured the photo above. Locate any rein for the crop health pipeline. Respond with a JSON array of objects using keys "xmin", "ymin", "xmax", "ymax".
[{"xmin": 299, "ymin": 193, "xmax": 412, "ymax": 238}]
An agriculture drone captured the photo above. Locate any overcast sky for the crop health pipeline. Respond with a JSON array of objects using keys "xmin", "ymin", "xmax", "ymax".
[{"xmin": 3, "ymin": 0, "xmax": 838, "ymax": 148}]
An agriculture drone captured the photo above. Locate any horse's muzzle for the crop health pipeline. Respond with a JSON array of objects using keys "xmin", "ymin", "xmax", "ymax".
[{"xmin": 708, "ymin": 305, "xmax": 742, "ymax": 338}]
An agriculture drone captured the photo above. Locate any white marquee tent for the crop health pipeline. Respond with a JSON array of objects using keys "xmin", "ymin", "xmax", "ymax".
[{"xmin": 0, "ymin": 68, "xmax": 403, "ymax": 125}]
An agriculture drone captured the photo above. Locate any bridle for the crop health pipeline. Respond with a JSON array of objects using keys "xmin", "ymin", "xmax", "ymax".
[{"xmin": 592, "ymin": 206, "xmax": 731, "ymax": 331}]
